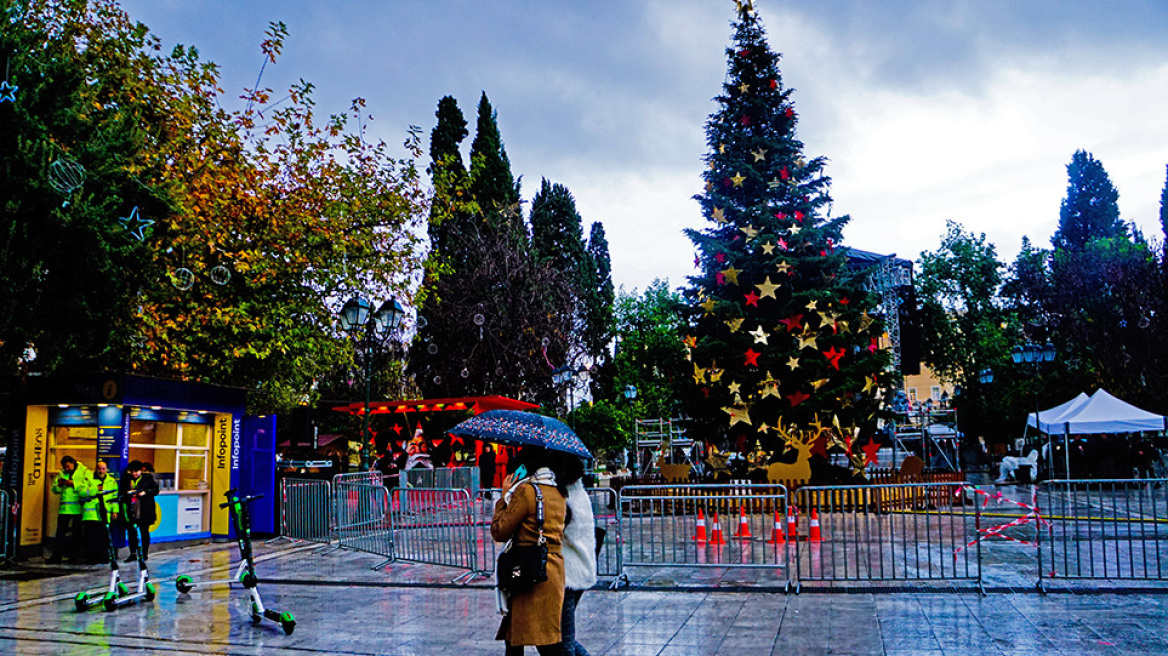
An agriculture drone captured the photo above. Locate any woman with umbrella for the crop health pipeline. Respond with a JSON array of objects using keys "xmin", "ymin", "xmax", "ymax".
[{"xmin": 490, "ymin": 445, "xmax": 567, "ymax": 655}]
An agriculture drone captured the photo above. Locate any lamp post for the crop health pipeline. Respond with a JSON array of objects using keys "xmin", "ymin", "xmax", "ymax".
[
  {"xmin": 340, "ymin": 296, "xmax": 405, "ymax": 471},
  {"xmin": 623, "ymin": 385, "xmax": 638, "ymax": 475},
  {"xmin": 1011, "ymin": 342, "xmax": 1057, "ymax": 478}
]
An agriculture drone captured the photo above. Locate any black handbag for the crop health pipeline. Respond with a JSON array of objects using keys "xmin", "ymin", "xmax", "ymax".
[{"xmin": 496, "ymin": 483, "xmax": 549, "ymax": 594}]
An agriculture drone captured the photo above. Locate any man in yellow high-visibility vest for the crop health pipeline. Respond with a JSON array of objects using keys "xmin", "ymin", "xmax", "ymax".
[
  {"xmin": 81, "ymin": 460, "xmax": 120, "ymax": 564},
  {"xmin": 47, "ymin": 455, "xmax": 91, "ymax": 564}
]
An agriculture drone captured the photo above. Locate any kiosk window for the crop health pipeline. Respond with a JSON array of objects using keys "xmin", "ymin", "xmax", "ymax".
[{"xmin": 128, "ymin": 420, "xmax": 211, "ymax": 491}]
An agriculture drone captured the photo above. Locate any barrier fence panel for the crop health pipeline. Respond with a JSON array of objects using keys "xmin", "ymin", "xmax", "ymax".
[
  {"xmin": 1039, "ymin": 479, "xmax": 1168, "ymax": 585},
  {"xmin": 405, "ymin": 468, "xmax": 481, "ymax": 493},
  {"xmin": 617, "ymin": 484, "xmax": 790, "ymax": 586},
  {"xmin": 334, "ymin": 481, "xmax": 393, "ymax": 566},
  {"xmin": 588, "ymin": 488, "xmax": 621, "ymax": 578},
  {"xmin": 279, "ymin": 478, "xmax": 333, "ymax": 544},
  {"xmin": 795, "ymin": 483, "xmax": 981, "ymax": 590},
  {"xmin": 390, "ymin": 487, "xmax": 477, "ymax": 575},
  {"xmin": 473, "ymin": 488, "xmax": 625, "ymax": 583}
]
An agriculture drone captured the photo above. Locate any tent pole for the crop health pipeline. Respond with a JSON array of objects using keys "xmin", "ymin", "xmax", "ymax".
[{"xmin": 1064, "ymin": 423, "xmax": 1071, "ymax": 480}]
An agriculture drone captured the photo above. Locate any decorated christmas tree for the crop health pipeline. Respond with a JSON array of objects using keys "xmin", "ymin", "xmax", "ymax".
[{"xmin": 683, "ymin": 0, "xmax": 893, "ymax": 474}]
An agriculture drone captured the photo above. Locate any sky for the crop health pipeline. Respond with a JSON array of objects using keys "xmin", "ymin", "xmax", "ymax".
[{"xmin": 119, "ymin": 0, "xmax": 1168, "ymax": 295}]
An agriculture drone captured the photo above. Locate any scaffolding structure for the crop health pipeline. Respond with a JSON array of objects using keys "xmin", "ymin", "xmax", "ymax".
[
  {"xmin": 634, "ymin": 417, "xmax": 692, "ymax": 476},
  {"xmin": 891, "ymin": 407, "xmax": 962, "ymax": 472}
]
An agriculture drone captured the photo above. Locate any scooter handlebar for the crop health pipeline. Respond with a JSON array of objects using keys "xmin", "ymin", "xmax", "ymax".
[{"xmin": 219, "ymin": 493, "xmax": 264, "ymax": 508}]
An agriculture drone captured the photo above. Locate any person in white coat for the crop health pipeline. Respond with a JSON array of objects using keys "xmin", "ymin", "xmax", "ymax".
[{"xmin": 552, "ymin": 453, "xmax": 595, "ymax": 656}]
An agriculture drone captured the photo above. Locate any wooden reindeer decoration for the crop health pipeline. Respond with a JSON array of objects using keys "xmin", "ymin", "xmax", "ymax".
[{"xmin": 766, "ymin": 420, "xmax": 822, "ymax": 485}]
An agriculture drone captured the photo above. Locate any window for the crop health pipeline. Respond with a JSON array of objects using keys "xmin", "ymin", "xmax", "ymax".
[{"xmin": 128, "ymin": 421, "xmax": 211, "ymax": 492}]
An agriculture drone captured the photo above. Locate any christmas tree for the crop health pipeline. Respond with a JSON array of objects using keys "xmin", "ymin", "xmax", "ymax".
[{"xmin": 684, "ymin": 0, "xmax": 892, "ymax": 473}]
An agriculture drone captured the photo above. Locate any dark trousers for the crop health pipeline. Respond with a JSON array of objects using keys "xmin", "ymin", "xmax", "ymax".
[
  {"xmin": 504, "ymin": 644, "xmax": 561, "ymax": 656},
  {"xmin": 559, "ymin": 589, "xmax": 590, "ymax": 656},
  {"xmin": 52, "ymin": 514, "xmax": 84, "ymax": 560},
  {"xmin": 126, "ymin": 521, "xmax": 151, "ymax": 558},
  {"xmin": 83, "ymin": 520, "xmax": 112, "ymax": 565}
]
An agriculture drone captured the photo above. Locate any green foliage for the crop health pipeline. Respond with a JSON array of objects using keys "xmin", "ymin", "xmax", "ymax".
[
  {"xmin": 613, "ymin": 280, "xmax": 689, "ymax": 421},
  {"xmin": 582, "ymin": 222, "xmax": 615, "ymax": 393},
  {"xmin": 568, "ymin": 399, "xmax": 633, "ymax": 454},
  {"xmin": 681, "ymin": 7, "xmax": 892, "ymax": 461},
  {"xmin": 1052, "ymin": 150, "xmax": 1125, "ymax": 251}
]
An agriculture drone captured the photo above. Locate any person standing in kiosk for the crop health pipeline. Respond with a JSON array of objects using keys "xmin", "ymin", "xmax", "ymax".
[
  {"xmin": 48, "ymin": 455, "xmax": 92, "ymax": 564},
  {"xmin": 81, "ymin": 460, "xmax": 120, "ymax": 565},
  {"xmin": 123, "ymin": 461, "xmax": 159, "ymax": 562}
]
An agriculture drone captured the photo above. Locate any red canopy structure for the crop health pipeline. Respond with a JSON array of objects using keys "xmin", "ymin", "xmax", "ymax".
[{"xmin": 332, "ymin": 395, "xmax": 540, "ymax": 417}]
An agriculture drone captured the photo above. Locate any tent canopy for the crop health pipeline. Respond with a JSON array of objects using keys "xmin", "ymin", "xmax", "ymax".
[{"xmin": 1028, "ymin": 389, "xmax": 1167, "ymax": 435}]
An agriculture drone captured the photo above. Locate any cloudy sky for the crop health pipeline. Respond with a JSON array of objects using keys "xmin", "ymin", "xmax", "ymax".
[{"xmin": 120, "ymin": 0, "xmax": 1168, "ymax": 294}]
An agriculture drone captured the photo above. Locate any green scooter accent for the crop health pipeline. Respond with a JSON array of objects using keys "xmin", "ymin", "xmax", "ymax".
[
  {"xmin": 73, "ymin": 489, "xmax": 130, "ymax": 612},
  {"xmin": 103, "ymin": 490, "xmax": 155, "ymax": 611}
]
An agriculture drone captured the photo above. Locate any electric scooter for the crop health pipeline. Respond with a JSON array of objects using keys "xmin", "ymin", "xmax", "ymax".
[
  {"xmin": 73, "ymin": 489, "xmax": 130, "ymax": 611},
  {"xmin": 175, "ymin": 489, "xmax": 295, "ymax": 635},
  {"xmin": 103, "ymin": 491, "xmax": 156, "ymax": 611}
]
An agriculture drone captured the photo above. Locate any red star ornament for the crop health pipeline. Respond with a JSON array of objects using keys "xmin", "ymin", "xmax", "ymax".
[
  {"xmin": 786, "ymin": 390, "xmax": 810, "ymax": 407},
  {"xmin": 775, "ymin": 211, "xmax": 787, "ymax": 220},
  {"xmin": 780, "ymin": 166, "xmax": 790, "ymax": 181},
  {"xmin": 824, "ymin": 346, "xmax": 846, "ymax": 370},
  {"xmin": 794, "ymin": 210, "xmax": 804, "ymax": 222},
  {"xmin": 839, "ymin": 296, "xmax": 850, "ymax": 305},
  {"xmin": 784, "ymin": 107, "xmax": 795, "ymax": 119},
  {"xmin": 811, "ymin": 432, "xmax": 829, "ymax": 458},
  {"xmin": 716, "ymin": 272, "xmax": 726, "ymax": 285},
  {"xmin": 744, "ymin": 349, "xmax": 761, "ymax": 366},
  {"xmin": 769, "ymin": 79, "xmax": 778, "ymax": 89},
  {"xmin": 715, "ymin": 252, "xmax": 727, "ymax": 263},
  {"xmin": 862, "ymin": 437, "xmax": 881, "ymax": 466},
  {"xmin": 780, "ymin": 314, "xmax": 804, "ymax": 332},
  {"xmin": 694, "ymin": 255, "xmax": 700, "ymax": 267},
  {"xmin": 777, "ymin": 238, "xmax": 788, "ymax": 250},
  {"xmin": 740, "ymin": 114, "xmax": 751, "ymax": 126},
  {"xmin": 868, "ymin": 337, "xmax": 879, "ymax": 354},
  {"xmin": 744, "ymin": 290, "xmax": 760, "ymax": 307},
  {"xmin": 392, "ymin": 424, "xmax": 403, "ymax": 435},
  {"xmin": 722, "ymin": 177, "xmax": 733, "ymax": 187}
]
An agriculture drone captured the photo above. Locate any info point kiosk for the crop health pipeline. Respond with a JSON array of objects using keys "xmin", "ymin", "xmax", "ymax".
[{"xmin": 14, "ymin": 374, "xmax": 276, "ymax": 559}]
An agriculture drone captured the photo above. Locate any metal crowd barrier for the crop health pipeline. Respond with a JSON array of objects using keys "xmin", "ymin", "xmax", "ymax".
[
  {"xmin": 390, "ymin": 487, "xmax": 477, "ymax": 579},
  {"xmin": 334, "ymin": 481, "xmax": 393, "ymax": 568},
  {"xmin": 617, "ymin": 484, "xmax": 791, "ymax": 589},
  {"xmin": 278, "ymin": 478, "xmax": 333, "ymax": 545},
  {"xmin": 1038, "ymin": 479, "xmax": 1168, "ymax": 587},
  {"xmin": 795, "ymin": 482, "xmax": 981, "ymax": 592},
  {"xmin": 473, "ymin": 487, "xmax": 624, "ymax": 584},
  {"xmin": 405, "ymin": 467, "xmax": 481, "ymax": 493}
]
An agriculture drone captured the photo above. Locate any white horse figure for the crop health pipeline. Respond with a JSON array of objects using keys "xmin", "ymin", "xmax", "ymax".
[{"xmin": 997, "ymin": 449, "xmax": 1039, "ymax": 483}]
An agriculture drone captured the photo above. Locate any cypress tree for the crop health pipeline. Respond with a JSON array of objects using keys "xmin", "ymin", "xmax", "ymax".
[
  {"xmin": 469, "ymin": 92, "xmax": 522, "ymax": 235},
  {"xmin": 1052, "ymin": 150, "xmax": 1125, "ymax": 251},
  {"xmin": 1159, "ymin": 164, "xmax": 1168, "ymax": 242}
]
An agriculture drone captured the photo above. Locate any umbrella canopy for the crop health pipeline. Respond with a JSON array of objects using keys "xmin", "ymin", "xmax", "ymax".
[{"xmin": 448, "ymin": 410, "xmax": 591, "ymax": 459}]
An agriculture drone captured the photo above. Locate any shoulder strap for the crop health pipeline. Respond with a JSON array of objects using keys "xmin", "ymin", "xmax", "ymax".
[{"xmin": 529, "ymin": 482, "xmax": 546, "ymax": 545}]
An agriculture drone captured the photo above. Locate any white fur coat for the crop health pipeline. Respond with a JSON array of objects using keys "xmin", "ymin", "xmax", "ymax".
[{"xmin": 562, "ymin": 479, "xmax": 597, "ymax": 591}]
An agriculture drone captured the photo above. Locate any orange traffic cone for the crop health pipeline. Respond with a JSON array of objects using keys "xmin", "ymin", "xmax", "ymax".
[
  {"xmin": 809, "ymin": 508, "xmax": 822, "ymax": 543},
  {"xmin": 786, "ymin": 506, "xmax": 798, "ymax": 541},
  {"xmin": 693, "ymin": 508, "xmax": 708, "ymax": 542},
  {"xmin": 766, "ymin": 509, "xmax": 785, "ymax": 544},
  {"xmin": 709, "ymin": 512, "xmax": 727, "ymax": 545},
  {"xmin": 733, "ymin": 506, "xmax": 752, "ymax": 539}
]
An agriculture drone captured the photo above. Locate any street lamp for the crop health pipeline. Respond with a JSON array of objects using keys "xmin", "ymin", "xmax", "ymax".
[
  {"xmin": 340, "ymin": 296, "xmax": 405, "ymax": 470},
  {"xmin": 623, "ymin": 385, "xmax": 638, "ymax": 475},
  {"xmin": 552, "ymin": 365, "xmax": 589, "ymax": 426},
  {"xmin": 978, "ymin": 368, "xmax": 994, "ymax": 385},
  {"xmin": 1011, "ymin": 342, "xmax": 1058, "ymax": 478}
]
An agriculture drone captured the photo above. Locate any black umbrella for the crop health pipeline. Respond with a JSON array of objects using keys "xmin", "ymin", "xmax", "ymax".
[{"xmin": 448, "ymin": 410, "xmax": 591, "ymax": 459}]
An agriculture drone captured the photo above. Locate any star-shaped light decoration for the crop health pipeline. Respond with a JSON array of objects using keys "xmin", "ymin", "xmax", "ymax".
[
  {"xmin": 0, "ymin": 80, "xmax": 18, "ymax": 103},
  {"xmin": 727, "ymin": 380, "xmax": 742, "ymax": 395},
  {"xmin": 693, "ymin": 363, "xmax": 708, "ymax": 384},
  {"xmin": 721, "ymin": 265, "xmax": 740, "ymax": 285},
  {"xmin": 712, "ymin": 207, "xmax": 727, "ymax": 224},
  {"xmin": 779, "ymin": 314, "xmax": 804, "ymax": 332},
  {"xmin": 751, "ymin": 148, "xmax": 767, "ymax": 162},
  {"xmin": 730, "ymin": 171, "xmax": 746, "ymax": 187},
  {"xmin": 811, "ymin": 378, "xmax": 830, "ymax": 391},
  {"xmin": 755, "ymin": 276, "xmax": 780, "ymax": 299},
  {"xmin": 738, "ymin": 82, "xmax": 750, "ymax": 94},
  {"xmin": 789, "ymin": 224, "xmax": 801, "ymax": 235},
  {"xmin": 743, "ymin": 290, "xmax": 759, "ymax": 307},
  {"xmin": 805, "ymin": 299, "xmax": 819, "ymax": 311},
  {"xmin": 760, "ymin": 241, "xmax": 775, "ymax": 255},
  {"xmin": 748, "ymin": 325, "xmax": 769, "ymax": 345},
  {"xmin": 119, "ymin": 206, "xmax": 154, "ymax": 241},
  {"xmin": 743, "ymin": 348, "xmax": 761, "ymax": 367},
  {"xmin": 683, "ymin": 335, "xmax": 697, "ymax": 349},
  {"xmin": 708, "ymin": 361, "xmax": 724, "ymax": 383},
  {"xmin": 798, "ymin": 333, "xmax": 818, "ymax": 350},
  {"xmin": 723, "ymin": 404, "xmax": 752, "ymax": 427},
  {"xmin": 823, "ymin": 346, "xmax": 846, "ymax": 370},
  {"xmin": 786, "ymin": 356, "xmax": 800, "ymax": 371},
  {"xmin": 725, "ymin": 317, "xmax": 744, "ymax": 333},
  {"xmin": 760, "ymin": 372, "xmax": 782, "ymax": 399},
  {"xmin": 859, "ymin": 311, "xmax": 875, "ymax": 330},
  {"xmin": 862, "ymin": 437, "xmax": 881, "ymax": 466},
  {"xmin": 862, "ymin": 376, "xmax": 877, "ymax": 394},
  {"xmin": 740, "ymin": 224, "xmax": 759, "ymax": 239},
  {"xmin": 700, "ymin": 297, "xmax": 716, "ymax": 315},
  {"xmin": 776, "ymin": 261, "xmax": 792, "ymax": 274}
]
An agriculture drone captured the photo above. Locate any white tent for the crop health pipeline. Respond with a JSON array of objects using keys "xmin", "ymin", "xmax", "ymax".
[
  {"xmin": 1026, "ymin": 392, "xmax": 1090, "ymax": 434},
  {"xmin": 1026, "ymin": 389, "xmax": 1167, "ymax": 479}
]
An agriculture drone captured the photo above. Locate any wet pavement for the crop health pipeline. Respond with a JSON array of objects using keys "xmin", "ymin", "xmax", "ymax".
[{"xmin": 0, "ymin": 535, "xmax": 1165, "ymax": 655}]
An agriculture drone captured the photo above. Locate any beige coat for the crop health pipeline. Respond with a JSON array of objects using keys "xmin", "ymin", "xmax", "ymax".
[{"xmin": 491, "ymin": 482, "xmax": 566, "ymax": 647}]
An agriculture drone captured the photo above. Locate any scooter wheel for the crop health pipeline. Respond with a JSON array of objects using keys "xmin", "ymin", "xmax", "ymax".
[
  {"xmin": 175, "ymin": 575, "xmax": 193, "ymax": 594},
  {"xmin": 145, "ymin": 582, "xmax": 157, "ymax": 602},
  {"xmin": 251, "ymin": 602, "xmax": 263, "ymax": 625},
  {"xmin": 103, "ymin": 595, "xmax": 118, "ymax": 612},
  {"xmin": 74, "ymin": 593, "xmax": 89, "ymax": 612},
  {"xmin": 240, "ymin": 572, "xmax": 258, "ymax": 588},
  {"xmin": 280, "ymin": 613, "xmax": 296, "ymax": 635}
]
